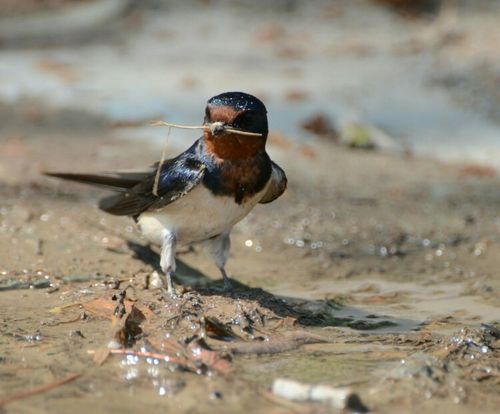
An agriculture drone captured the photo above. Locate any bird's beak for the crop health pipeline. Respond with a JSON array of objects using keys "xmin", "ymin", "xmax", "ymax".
[{"xmin": 205, "ymin": 121, "xmax": 226, "ymax": 137}]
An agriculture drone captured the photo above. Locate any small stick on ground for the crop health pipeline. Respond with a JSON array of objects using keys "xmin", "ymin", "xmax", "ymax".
[
  {"xmin": 0, "ymin": 373, "xmax": 81, "ymax": 407},
  {"xmin": 209, "ymin": 331, "xmax": 330, "ymax": 355}
]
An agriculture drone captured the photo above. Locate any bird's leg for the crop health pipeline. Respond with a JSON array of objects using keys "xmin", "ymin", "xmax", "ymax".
[
  {"xmin": 160, "ymin": 230, "xmax": 177, "ymax": 297},
  {"xmin": 207, "ymin": 231, "xmax": 232, "ymax": 291}
]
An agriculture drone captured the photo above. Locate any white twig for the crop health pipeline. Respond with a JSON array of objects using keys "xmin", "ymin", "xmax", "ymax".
[
  {"xmin": 153, "ymin": 126, "xmax": 171, "ymax": 197},
  {"xmin": 151, "ymin": 121, "xmax": 203, "ymax": 130},
  {"xmin": 151, "ymin": 120, "xmax": 262, "ymax": 137},
  {"xmin": 223, "ymin": 127, "xmax": 262, "ymax": 137}
]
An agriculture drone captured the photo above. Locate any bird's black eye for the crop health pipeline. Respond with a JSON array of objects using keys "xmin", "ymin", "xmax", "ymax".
[
  {"xmin": 232, "ymin": 111, "xmax": 253, "ymax": 129},
  {"xmin": 204, "ymin": 107, "xmax": 210, "ymax": 123}
]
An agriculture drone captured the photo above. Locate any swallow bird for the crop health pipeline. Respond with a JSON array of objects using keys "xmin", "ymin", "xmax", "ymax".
[{"xmin": 45, "ymin": 92, "xmax": 287, "ymax": 295}]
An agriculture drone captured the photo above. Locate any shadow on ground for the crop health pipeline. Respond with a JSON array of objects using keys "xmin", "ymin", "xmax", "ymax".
[{"xmin": 127, "ymin": 241, "xmax": 421, "ymax": 332}]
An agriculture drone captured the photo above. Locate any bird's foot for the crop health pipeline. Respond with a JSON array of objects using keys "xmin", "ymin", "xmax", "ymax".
[
  {"xmin": 151, "ymin": 271, "xmax": 179, "ymax": 298},
  {"xmin": 210, "ymin": 277, "xmax": 233, "ymax": 293},
  {"xmin": 161, "ymin": 285, "xmax": 179, "ymax": 300},
  {"xmin": 217, "ymin": 266, "xmax": 233, "ymax": 292},
  {"xmin": 223, "ymin": 277, "xmax": 233, "ymax": 292},
  {"xmin": 157, "ymin": 270, "xmax": 179, "ymax": 299}
]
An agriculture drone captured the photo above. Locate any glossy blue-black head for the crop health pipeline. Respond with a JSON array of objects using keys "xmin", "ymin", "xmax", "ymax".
[
  {"xmin": 204, "ymin": 92, "xmax": 269, "ymax": 138},
  {"xmin": 208, "ymin": 92, "xmax": 267, "ymax": 113}
]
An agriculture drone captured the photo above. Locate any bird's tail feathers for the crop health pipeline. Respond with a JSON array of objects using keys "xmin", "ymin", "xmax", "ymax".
[{"xmin": 43, "ymin": 171, "xmax": 145, "ymax": 192}]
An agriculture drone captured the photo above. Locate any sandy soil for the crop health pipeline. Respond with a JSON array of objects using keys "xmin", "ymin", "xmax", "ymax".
[{"xmin": 0, "ymin": 99, "xmax": 499, "ymax": 413}]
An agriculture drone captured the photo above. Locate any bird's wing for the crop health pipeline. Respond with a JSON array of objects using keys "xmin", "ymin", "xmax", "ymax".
[
  {"xmin": 44, "ymin": 140, "xmax": 206, "ymax": 216},
  {"xmin": 259, "ymin": 161, "xmax": 287, "ymax": 204}
]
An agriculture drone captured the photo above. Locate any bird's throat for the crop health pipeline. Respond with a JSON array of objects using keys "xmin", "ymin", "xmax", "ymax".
[{"xmin": 203, "ymin": 132, "xmax": 265, "ymax": 161}]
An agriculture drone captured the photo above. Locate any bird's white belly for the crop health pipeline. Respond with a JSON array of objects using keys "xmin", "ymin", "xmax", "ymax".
[{"xmin": 137, "ymin": 184, "xmax": 266, "ymax": 246}]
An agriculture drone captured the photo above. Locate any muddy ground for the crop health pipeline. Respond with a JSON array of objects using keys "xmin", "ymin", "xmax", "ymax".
[
  {"xmin": 1, "ymin": 0, "xmax": 500, "ymax": 412},
  {"xmin": 0, "ymin": 100, "xmax": 499, "ymax": 413}
]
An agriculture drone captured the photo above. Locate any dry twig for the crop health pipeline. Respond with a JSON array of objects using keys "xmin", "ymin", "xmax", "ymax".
[
  {"xmin": 152, "ymin": 125, "xmax": 171, "ymax": 196},
  {"xmin": 0, "ymin": 373, "xmax": 81, "ymax": 407},
  {"xmin": 151, "ymin": 120, "xmax": 263, "ymax": 137}
]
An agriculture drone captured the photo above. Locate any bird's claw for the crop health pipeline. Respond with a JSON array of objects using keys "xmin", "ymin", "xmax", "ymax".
[{"xmin": 223, "ymin": 277, "xmax": 233, "ymax": 292}]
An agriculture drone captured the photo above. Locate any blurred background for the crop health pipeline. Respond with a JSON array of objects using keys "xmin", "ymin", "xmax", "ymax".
[
  {"xmin": 2, "ymin": 4, "xmax": 500, "ymax": 411},
  {"xmin": 1, "ymin": 0, "xmax": 500, "ymax": 167}
]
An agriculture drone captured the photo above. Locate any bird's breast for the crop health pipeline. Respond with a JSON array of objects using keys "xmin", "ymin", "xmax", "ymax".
[{"xmin": 137, "ymin": 182, "xmax": 268, "ymax": 246}]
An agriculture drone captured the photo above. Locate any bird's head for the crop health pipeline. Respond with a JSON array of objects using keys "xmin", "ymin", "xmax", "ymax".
[{"xmin": 203, "ymin": 92, "xmax": 268, "ymax": 160}]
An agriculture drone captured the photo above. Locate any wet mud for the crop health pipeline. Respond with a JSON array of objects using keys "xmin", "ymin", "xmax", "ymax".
[{"xmin": 0, "ymin": 103, "xmax": 499, "ymax": 413}]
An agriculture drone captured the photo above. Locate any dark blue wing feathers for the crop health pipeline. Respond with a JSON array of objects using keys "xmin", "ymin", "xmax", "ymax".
[{"xmin": 98, "ymin": 140, "xmax": 205, "ymax": 216}]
